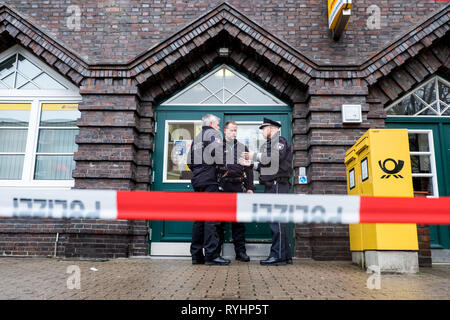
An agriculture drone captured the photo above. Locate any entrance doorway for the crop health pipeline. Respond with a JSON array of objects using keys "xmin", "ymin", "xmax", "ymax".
[{"xmin": 149, "ymin": 65, "xmax": 294, "ymax": 257}]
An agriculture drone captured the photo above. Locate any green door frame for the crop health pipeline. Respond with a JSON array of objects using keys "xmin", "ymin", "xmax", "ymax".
[{"xmin": 386, "ymin": 116, "xmax": 450, "ymax": 249}]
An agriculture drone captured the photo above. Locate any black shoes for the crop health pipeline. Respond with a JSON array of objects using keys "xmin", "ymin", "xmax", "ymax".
[
  {"xmin": 260, "ymin": 256, "xmax": 288, "ymax": 266},
  {"xmin": 235, "ymin": 252, "xmax": 250, "ymax": 262},
  {"xmin": 205, "ymin": 256, "xmax": 231, "ymax": 266},
  {"xmin": 192, "ymin": 255, "xmax": 205, "ymax": 265},
  {"xmin": 194, "ymin": 255, "xmax": 289, "ymax": 265}
]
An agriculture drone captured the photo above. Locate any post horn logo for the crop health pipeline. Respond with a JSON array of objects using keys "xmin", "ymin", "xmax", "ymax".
[{"xmin": 378, "ymin": 158, "xmax": 404, "ymax": 179}]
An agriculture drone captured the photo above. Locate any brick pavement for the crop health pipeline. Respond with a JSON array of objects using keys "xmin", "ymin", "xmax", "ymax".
[{"xmin": 0, "ymin": 257, "xmax": 448, "ymax": 300}]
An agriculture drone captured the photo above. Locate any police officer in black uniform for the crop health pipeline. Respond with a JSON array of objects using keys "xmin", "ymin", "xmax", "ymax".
[
  {"xmin": 217, "ymin": 120, "xmax": 254, "ymax": 262},
  {"xmin": 241, "ymin": 117, "xmax": 293, "ymax": 266},
  {"xmin": 187, "ymin": 114, "xmax": 230, "ymax": 266}
]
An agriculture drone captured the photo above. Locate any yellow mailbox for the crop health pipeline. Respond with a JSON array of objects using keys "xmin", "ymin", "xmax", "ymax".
[{"xmin": 345, "ymin": 129, "xmax": 419, "ymax": 272}]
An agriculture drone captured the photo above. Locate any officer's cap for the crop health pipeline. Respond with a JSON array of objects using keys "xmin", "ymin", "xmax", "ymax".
[{"xmin": 259, "ymin": 117, "xmax": 281, "ymax": 129}]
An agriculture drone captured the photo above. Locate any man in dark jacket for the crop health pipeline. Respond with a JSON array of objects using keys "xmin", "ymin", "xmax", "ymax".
[
  {"xmin": 217, "ymin": 120, "xmax": 254, "ymax": 262},
  {"xmin": 241, "ymin": 117, "xmax": 293, "ymax": 266},
  {"xmin": 187, "ymin": 114, "xmax": 230, "ymax": 266}
]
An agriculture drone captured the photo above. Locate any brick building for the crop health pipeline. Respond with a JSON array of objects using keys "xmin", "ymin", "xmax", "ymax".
[{"xmin": 0, "ymin": 1, "xmax": 449, "ymax": 266}]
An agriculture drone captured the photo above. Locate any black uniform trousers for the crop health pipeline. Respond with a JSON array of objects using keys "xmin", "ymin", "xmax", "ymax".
[
  {"xmin": 264, "ymin": 182, "xmax": 292, "ymax": 261},
  {"xmin": 218, "ymin": 182, "xmax": 247, "ymax": 256},
  {"xmin": 190, "ymin": 184, "xmax": 222, "ymax": 262}
]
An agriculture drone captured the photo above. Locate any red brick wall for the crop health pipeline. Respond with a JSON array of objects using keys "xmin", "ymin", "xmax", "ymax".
[
  {"xmin": 417, "ymin": 224, "xmax": 432, "ymax": 267},
  {"xmin": 0, "ymin": 218, "xmax": 149, "ymax": 258},
  {"xmin": 5, "ymin": 0, "xmax": 445, "ymax": 65}
]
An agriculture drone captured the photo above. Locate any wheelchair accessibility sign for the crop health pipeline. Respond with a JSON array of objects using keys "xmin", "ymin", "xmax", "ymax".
[{"xmin": 298, "ymin": 176, "xmax": 307, "ymax": 184}]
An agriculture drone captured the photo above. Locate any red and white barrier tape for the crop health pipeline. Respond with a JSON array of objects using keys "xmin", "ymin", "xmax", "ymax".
[{"xmin": 0, "ymin": 189, "xmax": 449, "ymax": 224}]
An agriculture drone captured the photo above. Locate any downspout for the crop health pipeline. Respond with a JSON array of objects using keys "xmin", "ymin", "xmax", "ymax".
[{"xmin": 54, "ymin": 232, "xmax": 59, "ymax": 258}]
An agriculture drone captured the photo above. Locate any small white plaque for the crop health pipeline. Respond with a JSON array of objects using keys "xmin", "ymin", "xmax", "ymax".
[
  {"xmin": 342, "ymin": 104, "xmax": 362, "ymax": 123},
  {"xmin": 361, "ymin": 158, "xmax": 369, "ymax": 181},
  {"xmin": 349, "ymin": 168, "xmax": 355, "ymax": 189}
]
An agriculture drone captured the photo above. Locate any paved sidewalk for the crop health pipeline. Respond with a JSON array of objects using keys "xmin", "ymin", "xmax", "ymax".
[{"xmin": 0, "ymin": 257, "xmax": 449, "ymax": 300}]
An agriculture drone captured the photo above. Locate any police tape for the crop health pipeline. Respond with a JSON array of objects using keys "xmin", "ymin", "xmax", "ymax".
[{"xmin": 0, "ymin": 189, "xmax": 449, "ymax": 224}]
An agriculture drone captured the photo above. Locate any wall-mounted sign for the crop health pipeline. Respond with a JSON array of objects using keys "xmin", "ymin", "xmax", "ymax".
[
  {"xmin": 342, "ymin": 104, "xmax": 362, "ymax": 123},
  {"xmin": 298, "ymin": 167, "xmax": 308, "ymax": 184},
  {"xmin": 349, "ymin": 168, "xmax": 355, "ymax": 189},
  {"xmin": 361, "ymin": 157, "xmax": 369, "ymax": 182},
  {"xmin": 298, "ymin": 176, "xmax": 308, "ymax": 184},
  {"xmin": 328, "ymin": 0, "xmax": 352, "ymax": 40}
]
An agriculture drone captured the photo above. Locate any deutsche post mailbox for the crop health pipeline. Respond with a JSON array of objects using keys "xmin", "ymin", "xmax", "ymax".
[{"xmin": 345, "ymin": 129, "xmax": 419, "ymax": 272}]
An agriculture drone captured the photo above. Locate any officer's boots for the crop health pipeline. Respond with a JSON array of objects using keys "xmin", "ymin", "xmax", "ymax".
[{"xmin": 236, "ymin": 251, "xmax": 250, "ymax": 262}]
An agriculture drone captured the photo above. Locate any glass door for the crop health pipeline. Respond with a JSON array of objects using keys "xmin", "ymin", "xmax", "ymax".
[
  {"xmin": 151, "ymin": 111, "xmax": 215, "ymax": 244},
  {"xmin": 223, "ymin": 113, "xmax": 294, "ymax": 252}
]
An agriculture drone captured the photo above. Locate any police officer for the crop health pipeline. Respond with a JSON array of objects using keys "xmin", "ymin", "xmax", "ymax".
[
  {"xmin": 217, "ymin": 120, "xmax": 254, "ymax": 262},
  {"xmin": 187, "ymin": 114, "xmax": 230, "ymax": 266},
  {"xmin": 241, "ymin": 117, "xmax": 293, "ymax": 266}
]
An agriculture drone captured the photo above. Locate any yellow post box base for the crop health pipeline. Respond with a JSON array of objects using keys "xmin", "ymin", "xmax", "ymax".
[{"xmin": 352, "ymin": 251, "xmax": 419, "ymax": 274}]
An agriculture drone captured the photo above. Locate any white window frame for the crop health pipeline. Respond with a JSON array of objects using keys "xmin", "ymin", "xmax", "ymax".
[
  {"xmin": 385, "ymin": 76, "xmax": 450, "ymax": 117},
  {"xmin": 0, "ymin": 45, "xmax": 82, "ymax": 189},
  {"xmin": 163, "ymin": 120, "xmax": 202, "ymax": 184},
  {"xmin": 408, "ymin": 129, "xmax": 439, "ymax": 198}
]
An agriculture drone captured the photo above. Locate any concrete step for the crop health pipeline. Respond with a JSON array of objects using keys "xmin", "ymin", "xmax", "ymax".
[
  {"xmin": 431, "ymin": 249, "xmax": 450, "ymax": 263},
  {"xmin": 150, "ymin": 242, "xmax": 271, "ymax": 259}
]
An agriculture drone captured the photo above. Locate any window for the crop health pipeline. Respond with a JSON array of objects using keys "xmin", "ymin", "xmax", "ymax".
[
  {"xmin": 0, "ymin": 45, "xmax": 81, "ymax": 188},
  {"xmin": 163, "ymin": 120, "xmax": 202, "ymax": 183},
  {"xmin": 162, "ymin": 65, "xmax": 287, "ymax": 106},
  {"xmin": 162, "ymin": 120, "xmax": 280, "ymax": 184},
  {"xmin": 407, "ymin": 130, "xmax": 439, "ymax": 197},
  {"xmin": 385, "ymin": 76, "xmax": 450, "ymax": 116},
  {"xmin": 0, "ymin": 52, "xmax": 67, "ymax": 90},
  {"xmin": 0, "ymin": 103, "xmax": 29, "ymax": 179},
  {"xmin": 34, "ymin": 103, "xmax": 80, "ymax": 180},
  {"xmin": 232, "ymin": 121, "xmax": 278, "ymax": 184}
]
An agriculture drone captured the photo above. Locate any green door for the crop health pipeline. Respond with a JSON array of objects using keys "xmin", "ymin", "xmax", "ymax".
[
  {"xmin": 386, "ymin": 118, "xmax": 450, "ymax": 249},
  {"xmin": 150, "ymin": 106, "xmax": 294, "ymax": 254}
]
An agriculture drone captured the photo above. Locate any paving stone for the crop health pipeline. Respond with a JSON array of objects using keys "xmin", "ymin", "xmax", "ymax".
[{"xmin": 0, "ymin": 258, "xmax": 449, "ymax": 300}]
